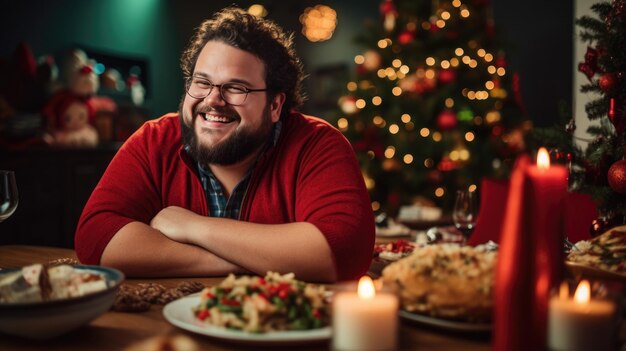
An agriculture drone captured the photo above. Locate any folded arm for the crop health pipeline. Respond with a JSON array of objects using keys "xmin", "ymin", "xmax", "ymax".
[
  {"xmin": 100, "ymin": 221, "xmax": 250, "ymax": 277},
  {"xmin": 150, "ymin": 206, "xmax": 337, "ymax": 282}
]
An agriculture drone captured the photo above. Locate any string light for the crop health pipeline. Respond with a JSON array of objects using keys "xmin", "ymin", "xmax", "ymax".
[
  {"xmin": 484, "ymin": 53, "xmax": 494, "ymax": 62},
  {"xmin": 455, "ymin": 48, "xmax": 464, "ymax": 56},
  {"xmin": 424, "ymin": 158, "xmax": 434, "ymax": 168},
  {"xmin": 392, "ymin": 87, "xmax": 402, "ymax": 96},
  {"xmin": 403, "ymin": 154, "xmax": 414, "ymax": 164},
  {"xmin": 477, "ymin": 49, "xmax": 486, "ymax": 57},
  {"xmin": 445, "ymin": 98, "xmax": 455, "ymax": 108},
  {"xmin": 450, "ymin": 150, "xmax": 459, "ymax": 161},
  {"xmin": 441, "ymin": 11, "xmax": 451, "ymax": 20},
  {"xmin": 485, "ymin": 81, "xmax": 495, "ymax": 90},
  {"xmin": 487, "ymin": 65, "xmax": 497, "ymax": 74},
  {"xmin": 497, "ymin": 67, "xmax": 506, "ymax": 76},
  {"xmin": 384, "ymin": 146, "xmax": 396, "ymax": 158},
  {"xmin": 420, "ymin": 128, "xmax": 430, "ymax": 137},
  {"xmin": 355, "ymin": 99, "xmax": 366, "ymax": 109},
  {"xmin": 459, "ymin": 149, "xmax": 470, "ymax": 160},
  {"xmin": 372, "ymin": 96, "xmax": 383, "ymax": 105},
  {"xmin": 426, "ymin": 57, "xmax": 436, "ymax": 66},
  {"xmin": 401, "ymin": 113, "xmax": 411, "ymax": 123},
  {"xmin": 378, "ymin": 39, "xmax": 389, "ymax": 48},
  {"xmin": 392, "ymin": 59, "xmax": 402, "ymax": 68},
  {"xmin": 460, "ymin": 7, "xmax": 470, "ymax": 18},
  {"xmin": 389, "ymin": 124, "xmax": 400, "ymax": 134},
  {"xmin": 452, "ymin": 0, "xmax": 461, "ymax": 7},
  {"xmin": 450, "ymin": 57, "xmax": 460, "ymax": 67},
  {"xmin": 441, "ymin": 60, "xmax": 450, "ymax": 69},
  {"xmin": 248, "ymin": 4, "xmax": 268, "ymax": 17},
  {"xmin": 373, "ymin": 115, "xmax": 385, "ymax": 126},
  {"xmin": 337, "ymin": 118, "xmax": 348, "ymax": 131},
  {"xmin": 300, "ymin": 5, "xmax": 337, "ymax": 42},
  {"xmin": 435, "ymin": 188, "xmax": 445, "ymax": 197},
  {"xmin": 354, "ymin": 55, "xmax": 365, "ymax": 64},
  {"xmin": 371, "ymin": 201, "xmax": 380, "ymax": 211},
  {"xmin": 377, "ymin": 69, "xmax": 387, "ymax": 78},
  {"xmin": 399, "ymin": 65, "xmax": 410, "ymax": 74},
  {"xmin": 432, "ymin": 132, "xmax": 442, "ymax": 141},
  {"xmin": 465, "ymin": 132, "xmax": 475, "ymax": 142}
]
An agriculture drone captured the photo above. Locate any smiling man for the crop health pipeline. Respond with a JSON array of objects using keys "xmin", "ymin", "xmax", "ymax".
[{"xmin": 74, "ymin": 7, "xmax": 375, "ymax": 282}]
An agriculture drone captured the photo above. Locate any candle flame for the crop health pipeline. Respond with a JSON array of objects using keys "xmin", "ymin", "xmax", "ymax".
[
  {"xmin": 537, "ymin": 147, "xmax": 550, "ymax": 170},
  {"xmin": 357, "ymin": 276, "xmax": 376, "ymax": 299},
  {"xmin": 574, "ymin": 280, "xmax": 590, "ymax": 304}
]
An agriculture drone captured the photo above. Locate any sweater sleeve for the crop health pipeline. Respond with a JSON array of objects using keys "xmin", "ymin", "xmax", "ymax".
[
  {"xmin": 294, "ymin": 123, "xmax": 375, "ymax": 281},
  {"xmin": 74, "ymin": 123, "xmax": 164, "ymax": 265}
]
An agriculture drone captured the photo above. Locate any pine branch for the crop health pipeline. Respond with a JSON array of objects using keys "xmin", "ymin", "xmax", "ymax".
[
  {"xmin": 577, "ymin": 16, "xmax": 606, "ymax": 33},
  {"xmin": 590, "ymin": 2, "xmax": 613, "ymax": 18},
  {"xmin": 585, "ymin": 98, "xmax": 609, "ymax": 120},
  {"xmin": 580, "ymin": 84, "xmax": 600, "ymax": 93}
]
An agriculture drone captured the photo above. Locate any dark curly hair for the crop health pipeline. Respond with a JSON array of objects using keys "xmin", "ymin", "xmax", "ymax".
[{"xmin": 180, "ymin": 7, "xmax": 306, "ymax": 117}]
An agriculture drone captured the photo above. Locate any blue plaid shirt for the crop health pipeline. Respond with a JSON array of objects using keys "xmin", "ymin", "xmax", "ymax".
[{"xmin": 194, "ymin": 121, "xmax": 282, "ymax": 219}]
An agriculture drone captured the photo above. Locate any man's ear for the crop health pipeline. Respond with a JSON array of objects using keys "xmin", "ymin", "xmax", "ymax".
[{"xmin": 269, "ymin": 92, "xmax": 286, "ymax": 122}]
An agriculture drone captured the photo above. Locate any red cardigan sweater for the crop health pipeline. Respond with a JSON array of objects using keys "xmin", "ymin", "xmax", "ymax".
[{"xmin": 75, "ymin": 112, "xmax": 375, "ymax": 280}]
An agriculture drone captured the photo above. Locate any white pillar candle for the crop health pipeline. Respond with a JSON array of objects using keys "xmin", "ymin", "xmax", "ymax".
[
  {"xmin": 332, "ymin": 276, "xmax": 399, "ymax": 351},
  {"xmin": 548, "ymin": 280, "xmax": 617, "ymax": 351}
]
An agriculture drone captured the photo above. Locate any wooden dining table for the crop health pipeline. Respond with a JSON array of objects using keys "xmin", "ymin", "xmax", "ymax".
[{"xmin": 0, "ymin": 245, "xmax": 492, "ymax": 351}]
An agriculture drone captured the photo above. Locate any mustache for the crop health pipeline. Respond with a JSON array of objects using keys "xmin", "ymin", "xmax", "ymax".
[{"xmin": 192, "ymin": 104, "xmax": 240, "ymax": 120}]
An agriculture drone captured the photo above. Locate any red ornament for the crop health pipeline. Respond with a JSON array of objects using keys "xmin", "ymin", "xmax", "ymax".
[
  {"xmin": 436, "ymin": 110, "xmax": 458, "ymax": 131},
  {"xmin": 438, "ymin": 69, "xmax": 456, "ymax": 84},
  {"xmin": 397, "ymin": 30, "xmax": 415, "ymax": 45},
  {"xmin": 379, "ymin": 0, "xmax": 397, "ymax": 15},
  {"xmin": 584, "ymin": 46, "xmax": 598, "ymax": 70},
  {"xmin": 608, "ymin": 98, "xmax": 626, "ymax": 133},
  {"xmin": 578, "ymin": 63, "xmax": 595, "ymax": 80},
  {"xmin": 495, "ymin": 56, "xmax": 507, "ymax": 68},
  {"xmin": 578, "ymin": 47, "xmax": 600, "ymax": 81},
  {"xmin": 599, "ymin": 73, "xmax": 617, "ymax": 91},
  {"xmin": 608, "ymin": 159, "xmax": 626, "ymax": 194}
]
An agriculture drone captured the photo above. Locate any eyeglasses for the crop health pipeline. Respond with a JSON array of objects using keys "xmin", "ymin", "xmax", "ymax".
[{"xmin": 185, "ymin": 77, "xmax": 268, "ymax": 106}]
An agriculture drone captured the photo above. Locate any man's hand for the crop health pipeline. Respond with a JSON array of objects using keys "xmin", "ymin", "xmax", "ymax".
[{"xmin": 150, "ymin": 206, "xmax": 201, "ymax": 244}]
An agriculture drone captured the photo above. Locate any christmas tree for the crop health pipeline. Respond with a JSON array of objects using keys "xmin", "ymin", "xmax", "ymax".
[
  {"xmin": 570, "ymin": 0, "xmax": 626, "ymax": 227},
  {"xmin": 325, "ymin": 0, "xmax": 528, "ymax": 215}
]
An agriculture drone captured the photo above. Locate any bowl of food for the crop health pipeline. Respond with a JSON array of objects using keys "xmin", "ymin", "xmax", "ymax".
[{"xmin": 0, "ymin": 263, "xmax": 124, "ymax": 339}]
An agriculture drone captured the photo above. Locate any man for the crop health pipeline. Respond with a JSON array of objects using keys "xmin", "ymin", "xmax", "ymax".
[{"xmin": 75, "ymin": 7, "xmax": 374, "ymax": 282}]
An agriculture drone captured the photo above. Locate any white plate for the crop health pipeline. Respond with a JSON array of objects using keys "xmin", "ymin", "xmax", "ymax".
[
  {"xmin": 163, "ymin": 295, "xmax": 332, "ymax": 345},
  {"xmin": 399, "ymin": 310, "xmax": 491, "ymax": 333}
]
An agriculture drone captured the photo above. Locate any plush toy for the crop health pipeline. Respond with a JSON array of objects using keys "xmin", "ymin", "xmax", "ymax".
[
  {"xmin": 61, "ymin": 49, "xmax": 99, "ymax": 97},
  {"xmin": 43, "ymin": 93, "xmax": 98, "ymax": 147}
]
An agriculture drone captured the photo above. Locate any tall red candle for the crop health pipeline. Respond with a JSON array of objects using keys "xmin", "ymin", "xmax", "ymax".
[{"xmin": 493, "ymin": 148, "xmax": 568, "ymax": 351}]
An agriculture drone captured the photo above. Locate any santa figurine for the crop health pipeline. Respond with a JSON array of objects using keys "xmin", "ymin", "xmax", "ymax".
[{"xmin": 43, "ymin": 93, "xmax": 98, "ymax": 147}]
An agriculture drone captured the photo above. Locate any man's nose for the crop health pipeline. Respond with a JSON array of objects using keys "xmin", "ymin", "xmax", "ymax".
[{"xmin": 204, "ymin": 86, "xmax": 226, "ymax": 106}]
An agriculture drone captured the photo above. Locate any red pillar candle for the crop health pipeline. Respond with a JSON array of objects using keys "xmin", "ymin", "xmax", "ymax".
[
  {"xmin": 493, "ymin": 148, "xmax": 568, "ymax": 351},
  {"xmin": 525, "ymin": 147, "xmax": 568, "ymax": 348}
]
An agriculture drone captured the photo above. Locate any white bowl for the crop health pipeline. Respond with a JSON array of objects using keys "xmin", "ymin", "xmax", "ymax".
[{"xmin": 0, "ymin": 265, "xmax": 124, "ymax": 339}]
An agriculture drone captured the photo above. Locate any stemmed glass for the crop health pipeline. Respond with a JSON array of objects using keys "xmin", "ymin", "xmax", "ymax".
[
  {"xmin": 0, "ymin": 170, "xmax": 18, "ymax": 222},
  {"xmin": 452, "ymin": 189, "xmax": 478, "ymax": 243}
]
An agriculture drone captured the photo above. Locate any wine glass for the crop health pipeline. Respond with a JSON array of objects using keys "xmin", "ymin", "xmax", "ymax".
[
  {"xmin": 452, "ymin": 189, "xmax": 478, "ymax": 243},
  {"xmin": 0, "ymin": 170, "xmax": 18, "ymax": 222}
]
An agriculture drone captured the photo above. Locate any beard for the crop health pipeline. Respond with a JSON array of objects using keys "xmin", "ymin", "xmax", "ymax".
[{"xmin": 179, "ymin": 98, "xmax": 274, "ymax": 166}]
